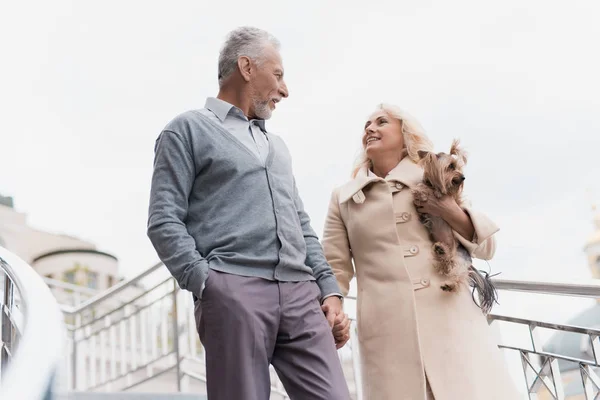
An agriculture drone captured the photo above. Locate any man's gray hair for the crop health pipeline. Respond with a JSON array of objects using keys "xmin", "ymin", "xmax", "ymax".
[{"xmin": 218, "ymin": 27, "xmax": 280, "ymax": 87}]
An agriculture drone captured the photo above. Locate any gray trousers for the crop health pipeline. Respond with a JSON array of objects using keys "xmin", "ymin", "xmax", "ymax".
[{"xmin": 194, "ymin": 269, "xmax": 350, "ymax": 400}]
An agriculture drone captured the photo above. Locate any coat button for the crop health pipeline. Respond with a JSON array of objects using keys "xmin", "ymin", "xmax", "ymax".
[
  {"xmin": 402, "ymin": 212, "xmax": 411, "ymax": 221},
  {"xmin": 410, "ymin": 245, "xmax": 419, "ymax": 254},
  {"xmin": 421, "ymin": 279, "xmax": 429, "ymax": 285}
]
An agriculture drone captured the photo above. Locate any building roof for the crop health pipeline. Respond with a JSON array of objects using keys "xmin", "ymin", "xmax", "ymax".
[
  {"xmin": 0, "ymin": 194, "xmax": 14, "ymax": 208},
  {"xmin": 32, "ymin": 248, "xmax": 118, "ymax": 262},
  {"xmin": 544, "ymin": 303, "xmax": 600, "ymax": 372},
  {"xmin": 543, "ymin": 304, "xmax": 600, "ymax": 395}
]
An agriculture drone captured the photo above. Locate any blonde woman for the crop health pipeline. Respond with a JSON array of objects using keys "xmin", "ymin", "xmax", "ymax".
[{"xmin": 322, "ymin": 104, "xmax": 519, "ymax": 400}]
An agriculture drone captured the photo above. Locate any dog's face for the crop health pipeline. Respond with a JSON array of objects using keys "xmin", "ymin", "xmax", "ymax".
[{"xmin": 417, "ymin": 139, "xmax": 467, "ymax": 196}]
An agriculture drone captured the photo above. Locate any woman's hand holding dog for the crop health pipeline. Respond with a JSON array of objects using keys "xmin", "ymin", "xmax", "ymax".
[
  {"xmin": 414, "ymin": 194, "xmax": 476, "ymax": 241},
  {"xmin": 414, "ymin": 193, "xmax": 457, "ymax": 217}
]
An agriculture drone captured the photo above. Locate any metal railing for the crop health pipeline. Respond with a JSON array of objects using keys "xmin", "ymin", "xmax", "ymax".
[
  {"xmin": 488, "ymin": 278, "xmax": 600, "ymax": 400},
  {"xmin": 43, "ymin": 257, "xmax": 600, "ymax": 400},
  {"xmin": 56, "ymin": 262, "xmax": 182, "ymax": 392},
  {"xmin": 43, "ymin": 276, "xmax": 99, "ymax": 307},
  {"xmin": 49, "ymin": 261, "xmax": 362, "ymax": 399},
  {"xmin": 341, "ymin": 279, "xmax": 600, "ymax": 399},
  {"xmin": 0, "ymin": 246, "xmax": 65, "ymax": 400}
]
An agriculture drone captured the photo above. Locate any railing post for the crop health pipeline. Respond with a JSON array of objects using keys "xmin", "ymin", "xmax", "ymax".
[
  {"xmin": 171, "ymin": 279, "xmax": 181, "ymax": 392},
  {"xmin": 580, "ymin": 364, "xmax": 600, "ymax": 399},
  {"xmin": 71, "ymin": 330, "xmax": 77, "ymax": 390}
]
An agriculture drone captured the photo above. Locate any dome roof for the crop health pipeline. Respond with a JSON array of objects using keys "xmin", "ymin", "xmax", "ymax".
[{"xmin": 544, "ymin": 304, "xmax": 600, "ymax": 395}]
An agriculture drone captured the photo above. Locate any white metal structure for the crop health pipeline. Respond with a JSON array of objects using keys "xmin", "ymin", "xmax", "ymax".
[{"xmin": 0, "ymin": 246, "xmax": 65, "ymax": 400}]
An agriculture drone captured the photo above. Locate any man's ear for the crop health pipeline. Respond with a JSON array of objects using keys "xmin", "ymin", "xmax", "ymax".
[{"xmin": 237, "ymin": 56, "xmax": 252, "ymax": 82}]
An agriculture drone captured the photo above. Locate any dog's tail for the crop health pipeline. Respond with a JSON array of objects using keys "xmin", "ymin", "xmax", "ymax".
[{"xmin": 468, "ymin": 266, "xmax": 499, "ymax": 315}]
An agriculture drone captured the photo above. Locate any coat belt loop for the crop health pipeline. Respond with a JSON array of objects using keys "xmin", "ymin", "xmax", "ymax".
[{"xmin": 352, "ymin": 190, "xmax": 366, "ymax": 204}]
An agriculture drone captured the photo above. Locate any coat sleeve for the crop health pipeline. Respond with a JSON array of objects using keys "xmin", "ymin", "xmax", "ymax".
[
  {"xmin": 453, "ymin": 203, "xmax": 500, "ymax": 261},
  {"xmin": 322, "ymin": 188, "xmax": 354, "ymax": 297}
]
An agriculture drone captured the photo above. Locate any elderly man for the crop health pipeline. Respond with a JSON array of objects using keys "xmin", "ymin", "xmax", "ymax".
[{"xmin": 147, "ymin": 26, "xmax": 351, "ymax": 400}]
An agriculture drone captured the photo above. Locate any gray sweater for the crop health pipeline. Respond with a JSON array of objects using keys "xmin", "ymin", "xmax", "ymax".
[{"xmin": 147, "ymin": 108, "xmax": 341, "ymax": 300}]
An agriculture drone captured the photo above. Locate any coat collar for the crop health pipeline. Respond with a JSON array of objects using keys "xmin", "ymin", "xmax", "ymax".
[{"xmin": 339, "ymin": 157, "xmax": 424, "ymax": 203}]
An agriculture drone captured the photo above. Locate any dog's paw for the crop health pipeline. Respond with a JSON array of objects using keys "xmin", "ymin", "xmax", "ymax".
[
  {"xmin": 440, "ymin": 283, "xmax": 457, "ymax": 292},
  {"xmin": 433, "ymin": 242, "xmax": 446, "ymax": 255},
  {"xmin": 433, "ymin": 254, "xmax": 455, "ymax": 276},
  {"xmin": 413, "ymin": 187, "xmax": 430, "ymax": 203}
]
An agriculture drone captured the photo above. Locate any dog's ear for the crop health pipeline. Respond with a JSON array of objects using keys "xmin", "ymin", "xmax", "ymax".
[
  {"xmin": 450, "ymin": 139, "xmax": 468, "ymax": 165},
  {"xmin": 450, "ymin": 139, "xmax": 461, "ymax": 155},
  {"xmin": 417, "ymin": 150, "xmax": 430, "ymax": 160}
]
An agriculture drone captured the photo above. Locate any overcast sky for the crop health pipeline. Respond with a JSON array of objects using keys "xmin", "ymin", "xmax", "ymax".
[{"xmin": 2, "ymin": 1, "xmax": 600, "ymax": 373}]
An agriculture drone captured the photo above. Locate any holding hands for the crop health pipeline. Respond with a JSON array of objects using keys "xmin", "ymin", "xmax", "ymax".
[{"xmin": 321, "ymin": 296, "xmax": 351, "ymax": 349}]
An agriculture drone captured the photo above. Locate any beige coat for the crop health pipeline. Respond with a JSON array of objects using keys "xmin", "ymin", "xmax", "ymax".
[{"xmin": 322, "ymin": 157, "xmax": 520, "ymax": 400}]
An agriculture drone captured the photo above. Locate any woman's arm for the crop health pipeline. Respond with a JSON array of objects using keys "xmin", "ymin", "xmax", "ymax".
[
  {"xmin": 438, "ymin": 199, "xmax": 475, "ymax": 241},
  {"xmin": 453, "ymin": 205, "xmax": 499, "ymax": 260},
  {"xmin": 322, "ymin": 189, "xmax": 355, "ymax": 297},
  {"xmin": 415, "ymin": 195, "xmax": 499, "ymax": 260}
]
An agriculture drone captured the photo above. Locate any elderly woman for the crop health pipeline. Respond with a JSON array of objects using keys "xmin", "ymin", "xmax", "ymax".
[{"xmin": 322, "ymin": 104, "xmax": 519, "ymax": 400}]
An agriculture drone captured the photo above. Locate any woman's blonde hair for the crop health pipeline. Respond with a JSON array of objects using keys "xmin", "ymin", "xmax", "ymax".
[{"xmin": 352, "ymin": 103, "xmax": 434, "ymax": 178}]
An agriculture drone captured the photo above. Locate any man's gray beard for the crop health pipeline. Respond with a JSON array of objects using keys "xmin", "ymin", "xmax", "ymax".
[{"xmin": 253, "ymin": 99, "xmax": 272, "ymax": 120}]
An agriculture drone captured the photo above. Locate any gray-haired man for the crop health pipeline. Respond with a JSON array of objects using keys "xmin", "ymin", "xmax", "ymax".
[{"xmin": 147, "ymin": 27, "xmax": 351, "ymax": 399}]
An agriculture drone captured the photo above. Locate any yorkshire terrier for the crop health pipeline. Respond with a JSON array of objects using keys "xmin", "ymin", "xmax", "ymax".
[{"xmin": 412, "ymin": 139, "xmax": 497, "ymax": 314}]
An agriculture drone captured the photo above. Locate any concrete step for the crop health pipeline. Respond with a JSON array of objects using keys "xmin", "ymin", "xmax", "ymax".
[{"xmin": 55, "ymin": 393, "xmax": 206, "ymax": 400}]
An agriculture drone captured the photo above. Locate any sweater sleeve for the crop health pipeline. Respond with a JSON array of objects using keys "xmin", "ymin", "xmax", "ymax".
[
  {"xmin": 292, "ymin": 178, "xmax": 342, "ymax": 300},
  {"xmin": 147, "ymin": 130, "xmax": 210, "ymax": 298}
]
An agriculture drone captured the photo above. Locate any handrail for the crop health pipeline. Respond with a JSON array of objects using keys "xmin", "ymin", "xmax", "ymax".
[
  {"xmin": 0, "ymin": 246, "xmax": 65, "ymax": 400},
  {"xmin": 60, "ymin": 260, "xmax": 164, "ymax": 315},
  {"xmin": 60, "ymin": 264, "xmax": 600, "ymax": 314},
  {"xmin": 492, "ymin": 277, "xmax": 600, "ymax": 298},
  {"xmin": 58, "ymin": 265, "xmax": 600, "ymax": 319},
  {"xmin": 490, "ymin": 313, "xmax": 600, "ymax": 335},
  {"xmin": 43, "ymin": 276, "xmax": 99, "ymax": 295},
  {"xmin": 338, "ymin": 277, "xmax": 600, "ymax": 304},
  {"xmin": 62, "ymin": 261, "xmax": 600, "ymax": 315}
]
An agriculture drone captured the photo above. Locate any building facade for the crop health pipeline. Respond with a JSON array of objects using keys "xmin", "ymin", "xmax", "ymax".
[{"xmin": 0, "ymin": 193, "xmax": 120, "ymax": 304}]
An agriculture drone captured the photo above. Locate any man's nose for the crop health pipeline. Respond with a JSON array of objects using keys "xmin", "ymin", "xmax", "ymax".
[{"xmin": 279, "ymin": 81, "xmax": 289, "ymax": 98}]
